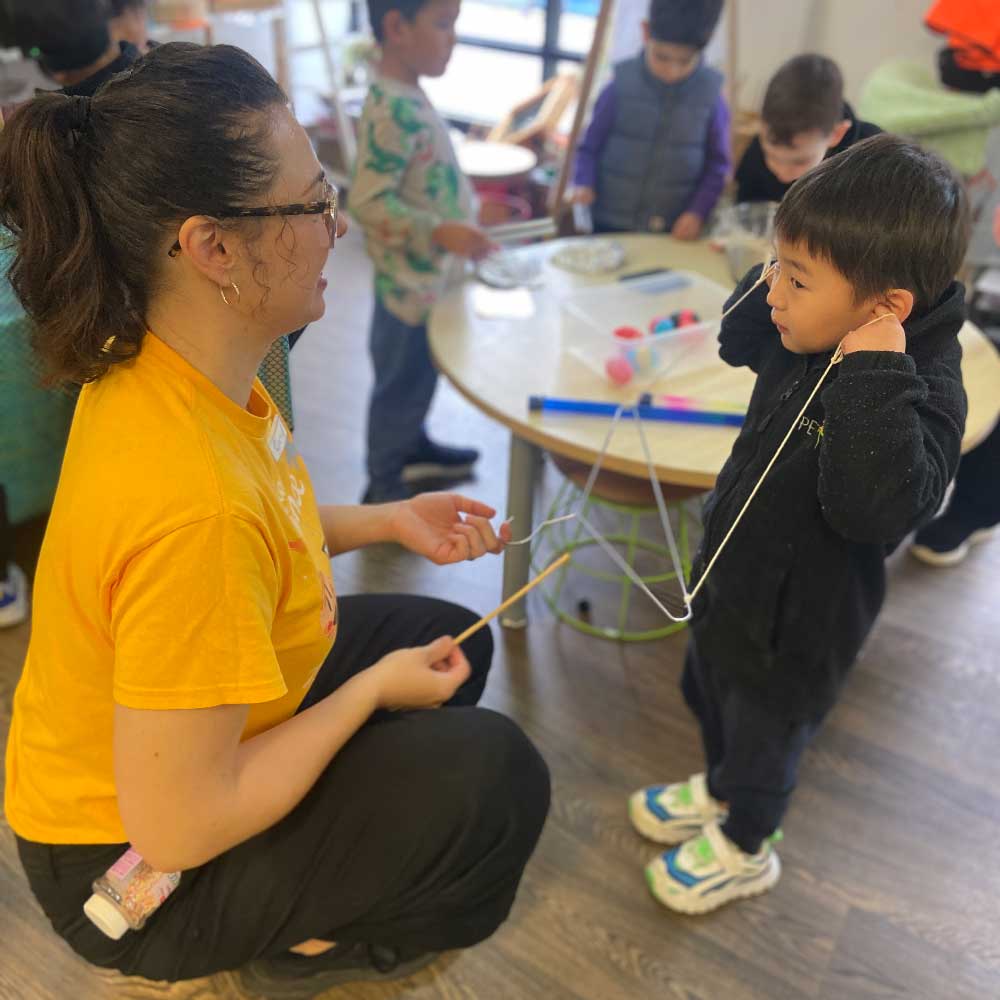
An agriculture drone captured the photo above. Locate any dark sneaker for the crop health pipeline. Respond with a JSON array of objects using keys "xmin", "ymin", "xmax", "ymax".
[
  {"xmin": 910, "ymin": 519, "xmax": 996, "ymax": 567},
  {"xmin": 238, "ymin": 942, "xmax": 437, "ymax": 997},
  {"xmin": 361, "ymin": 480, "xmax": 413, "ymax": 504},
  {"xmin": 402, "ymin": 439, "xmax": 480, "ymax": 484}
]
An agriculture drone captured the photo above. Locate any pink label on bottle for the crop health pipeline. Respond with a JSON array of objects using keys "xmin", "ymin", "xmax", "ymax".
[{"xmin": 108, "ymin": 847, "xmax": 143, "ymax": 881}]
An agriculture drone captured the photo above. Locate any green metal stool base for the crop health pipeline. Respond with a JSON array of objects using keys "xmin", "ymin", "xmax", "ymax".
[{"xmin": 530, "ymin": 476, "xmax": 699, "ymax": 642}]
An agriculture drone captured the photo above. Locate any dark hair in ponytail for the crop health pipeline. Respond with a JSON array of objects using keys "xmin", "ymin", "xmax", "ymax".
[{"xmin": 0, "ymin": 42, "xmax": 287, "ymax": 385}]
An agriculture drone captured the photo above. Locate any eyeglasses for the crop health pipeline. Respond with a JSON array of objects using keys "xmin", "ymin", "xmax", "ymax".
[{"xmin": 168, "ymin": 181, "xmax": 339, "ymax": 258}]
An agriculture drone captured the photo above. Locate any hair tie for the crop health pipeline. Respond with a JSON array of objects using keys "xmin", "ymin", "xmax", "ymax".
[{"xmin": 68, "ymin": 95, "xmax": 92, "ymax": 135}]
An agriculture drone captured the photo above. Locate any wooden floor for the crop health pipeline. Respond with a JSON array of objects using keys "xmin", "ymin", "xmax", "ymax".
[{"xmin": 3, "ymin": 230, "xmax": 1000, "ymax": 1000}]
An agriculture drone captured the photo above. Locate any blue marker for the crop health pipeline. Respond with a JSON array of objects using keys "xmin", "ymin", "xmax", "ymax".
[{"xmin": 528, "ymin": 395, "xmax": 744, "ymax": 427}]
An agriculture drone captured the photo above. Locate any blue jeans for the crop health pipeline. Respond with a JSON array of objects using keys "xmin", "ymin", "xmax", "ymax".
[
  {"xmin": 366, "ymin": 299, "xmax": 438, "ymax": 488},
  {"xmin": 681, "ymin": 642, "xmax": 822, "ymax": 854}
]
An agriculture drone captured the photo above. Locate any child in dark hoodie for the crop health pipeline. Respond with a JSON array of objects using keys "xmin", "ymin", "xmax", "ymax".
[
  {"xmin": 629, "ymin": 134, "xmax": 969, "ymax": 914},
  {"xmin": 735, "ymin": 54, "xmax": 881, "ymax": 205}
]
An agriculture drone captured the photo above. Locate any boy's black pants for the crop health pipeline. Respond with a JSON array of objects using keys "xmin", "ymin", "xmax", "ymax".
[{"xmin": 682, "ymin": 642, "xmax": 822, "ymax": 854}]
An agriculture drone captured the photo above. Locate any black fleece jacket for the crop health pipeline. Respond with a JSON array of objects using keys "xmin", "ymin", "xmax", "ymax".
[{"xmin": 689, "ymin": 265, "xmax": 967, "ymax": 720}]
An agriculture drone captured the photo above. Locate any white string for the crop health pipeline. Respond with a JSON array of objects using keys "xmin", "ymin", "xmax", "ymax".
[
  {"xmin": 505, "ymin": 404, "xmax": 630, "ymax": 546},
  {"xmin": 577, "ymin": 510, "xmax": 691, "ymax": 622},
  {"xmin": 504, "ymin": 514, "xmax": 575, "ymax": 547},
  {"xmin": 504, "ymin": 401, "xmax": 694, "ymax": 622},
  {"xmin": 505, "ymin": 255, "xmax": 896, "ymax": 625},
  {"xmin": 507, "ymin": 266, "xmax": 782, "ymax": 552}
]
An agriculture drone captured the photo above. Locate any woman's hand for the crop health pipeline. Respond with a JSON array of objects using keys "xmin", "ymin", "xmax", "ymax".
[
  {"xmin": 369, "ymin": 637, "xmax": 471, "ymax": 711},
  {"xmin": 390, "ymin": 492, "xmax": 512, "ymax": 565},
  {"xmin": 567, "ymin": 186, "xmax": 596, "ymax": 206},
  {"xmin": 432, "ymin": 222, "xmax": 497, "ymax": 260}
]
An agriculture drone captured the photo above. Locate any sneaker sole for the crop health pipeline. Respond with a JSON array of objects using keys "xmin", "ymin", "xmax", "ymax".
[
  {"xmin": 238, "ymin": 951, "xmax": 438, "ymax": 996},
  {"xmin": 627, "ymin": 793, "xmax": 712, "ymax": 846},
  {"xmin": 910, "ymin": 527, "xmax": 996, "ymax": 567},
  {"xmin": 401, "ymin": 462, "xmax": 475, "ymax": 483},
  {"xmin": 644, "ymin": 852, "xmax": 781, "ymax": 915}
]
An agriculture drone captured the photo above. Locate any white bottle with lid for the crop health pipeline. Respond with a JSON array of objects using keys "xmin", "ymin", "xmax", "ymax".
[{"xmin": 84, "ymin": 847, "xmax": 181, "ymax": 939}]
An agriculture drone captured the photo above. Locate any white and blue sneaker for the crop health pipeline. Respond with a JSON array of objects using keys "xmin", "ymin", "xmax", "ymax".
[
  {"xmin": 645, "ymin": 820, "xmax": 781, "ymax": 915},
  {"xmin": 0, "ymin": 561, "xmax": 28, "ymax": 628},
  {"xmin": 628, "ymin": 773, "xmax": 727, "ymax": 844}
]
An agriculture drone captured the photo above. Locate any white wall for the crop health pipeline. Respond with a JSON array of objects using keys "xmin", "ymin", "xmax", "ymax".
[{"xmin": 611, "ymin": 0, "xmax": 943, "ymax": 112}]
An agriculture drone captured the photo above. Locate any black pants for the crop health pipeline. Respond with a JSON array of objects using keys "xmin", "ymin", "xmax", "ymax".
[
  {"xmin": 16, "ymin": 594, "xmax": 550, "ymax": 983},
  {"xmin": 940, "ymin": 419, "xmax": 1000, "ymax": 531},
  {"xmin": 681, "ymin": 643, "xmax": 820, "ymax": 855}
]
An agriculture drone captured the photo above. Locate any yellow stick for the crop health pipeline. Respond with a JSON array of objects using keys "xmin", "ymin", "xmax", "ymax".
[{"xmin": 455, "ymin": 552, "xmax": 572, "ymax": 645}]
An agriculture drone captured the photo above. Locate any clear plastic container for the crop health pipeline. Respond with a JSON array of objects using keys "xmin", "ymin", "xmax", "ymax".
[
  {"xmin": 712, "ymin": 201, "xmax": 778, "ymax": 282},
  {"xmin": 84, "ymin": 848, "xmax": 181, "ymax": 940},
  {"xmin": 559, "ymin": 270, "xmax": 730, "ymax": 387}
]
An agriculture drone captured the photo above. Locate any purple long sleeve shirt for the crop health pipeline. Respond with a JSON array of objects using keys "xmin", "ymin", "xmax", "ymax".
[{"xmin": 573, "ymin": 80, "xmax": 732, "ymax": 220}]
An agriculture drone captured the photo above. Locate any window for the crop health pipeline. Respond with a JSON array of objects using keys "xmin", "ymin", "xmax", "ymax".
[
  {"xmin": 446, "ymin": 0, "xmax": 597, "ymax": 120},
  {"xmin": 423, "ymin": 44, "xmax": 545, "ymax": 125}
]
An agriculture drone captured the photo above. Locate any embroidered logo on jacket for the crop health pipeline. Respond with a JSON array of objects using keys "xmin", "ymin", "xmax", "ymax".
[{"xmin": 796, "ymin": 415, "xmax": 824, "ymax": 448}]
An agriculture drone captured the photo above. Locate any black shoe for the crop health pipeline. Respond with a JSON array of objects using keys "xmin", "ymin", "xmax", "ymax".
[
  {"xmin": 910, "ymin": 518, "xmax": 996, "ymax": 567},
  {"xmin": 238, "ymin": 942, "xmax": 437, "ymax": 997},
  {"xmin": 361, "ymin": 480, "xmax": 413, "ymax": 504},
  {"xmin": 402, "ymin": 439, "xmax": 480, "ymax": 484}
]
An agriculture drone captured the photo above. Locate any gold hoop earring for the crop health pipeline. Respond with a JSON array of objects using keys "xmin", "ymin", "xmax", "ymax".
[{"xmin": 220, "ymin": 281, "xmax": 241, "ymax": 308}]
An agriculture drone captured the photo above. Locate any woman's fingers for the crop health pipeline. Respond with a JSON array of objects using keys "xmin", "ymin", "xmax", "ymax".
[
  {"xmin": 452, "ymin": 522, "xmax": 488, "ymax": 560},
  {"xmin": 464, "ymin": 514, "xmax": 503, "ymax": 554}
]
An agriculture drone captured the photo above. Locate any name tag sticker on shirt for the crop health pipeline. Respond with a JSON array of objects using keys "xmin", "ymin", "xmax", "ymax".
[{"xmin": 267, "ymin": 416, "xmax": 288, "ymax": 461}]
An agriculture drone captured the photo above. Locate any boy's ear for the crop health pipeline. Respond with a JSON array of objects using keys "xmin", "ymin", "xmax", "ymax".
[
  {"xmin": 381, "ymin": 9, "xmax": 407, "ymax": 43},
  {"xmin": 874, "ymin": 287, "xmax": 914, "ymax": 325},
  {"xmin": 826, "ymin": 119, "xmax": 851, "ymax": 149},
  {"xmin": 640, "ymin": 19, "xmax": 650, "ymax": 44}
]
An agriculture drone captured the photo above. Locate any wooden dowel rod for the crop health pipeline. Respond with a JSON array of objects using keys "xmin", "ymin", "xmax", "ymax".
[{"xmin": 455, "ymin": 552, "xmax": 571, "ymax": 645}]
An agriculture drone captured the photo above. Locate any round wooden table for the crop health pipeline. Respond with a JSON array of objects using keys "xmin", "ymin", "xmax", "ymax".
[{"xmin": 429, "ymin": 234, "xmax": 1000, "ymax": 625}]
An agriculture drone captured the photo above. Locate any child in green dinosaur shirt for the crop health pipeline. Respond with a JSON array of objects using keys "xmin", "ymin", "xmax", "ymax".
[{"xmin": 353, "ymin": 0, "xmax": 494, "ymax": 503}]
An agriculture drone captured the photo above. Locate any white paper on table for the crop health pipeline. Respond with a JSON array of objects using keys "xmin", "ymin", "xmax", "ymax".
[{"xmin": 472, "ymin": 285, "xmax": 536, "ymax": 320}]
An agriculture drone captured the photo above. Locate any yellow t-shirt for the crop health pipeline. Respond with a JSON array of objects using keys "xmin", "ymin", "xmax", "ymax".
[{"xmin": 4, "ymin": 334, "xmax": 338, "ymax": 844}]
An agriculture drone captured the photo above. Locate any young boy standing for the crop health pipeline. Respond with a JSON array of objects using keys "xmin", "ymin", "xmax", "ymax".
[
  {"xmin": 630, "ymin": 135, "xmax": 969, "ymax": 913},
  {"xmin": 569, "ymin": 0, "xmax": 729, "ymax": 239},
  {"xmin": 353, "ymin": 0, "xmax": 493, "ymax": 503},
  {"xmin": 735, "ymin": 54, "xmax": 881, "ymax": 204}
]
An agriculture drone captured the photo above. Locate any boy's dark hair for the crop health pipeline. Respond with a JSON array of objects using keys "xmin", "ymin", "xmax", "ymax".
[
  {"xmin": 648, "ymin": 0, "xmax": 723, "ymax": 48},
  {"xmin": 762, "ymin": 54, "xmax": 844, "ymax": 146},
  {"xmin": 110, "ymin": 0, "xmax": 146, "ymax": 12},
  {"xmin": 775, "ymin": 134, "xmax": 970, "ymax": 313},
  {"xmin": 367, "ymin": 0, "xmax": 429, "ymax": 43},
  {"xmin": 0, "ymin": 0, "xmax": 112, "ymax": 72},
  {"xmin": 0, "ymin": 43, "xmax": 287, "ymax": 385}
]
